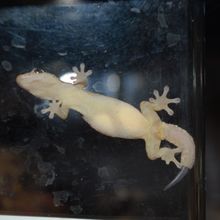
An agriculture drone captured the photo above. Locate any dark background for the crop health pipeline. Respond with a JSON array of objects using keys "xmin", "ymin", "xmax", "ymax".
[
  {"xmin": 0, "ymin": 0, "xmax": 208, "ymax": 219},
  {"xmin": 206, "ymin": 0, "xmax": 220, "ymax": 219}
]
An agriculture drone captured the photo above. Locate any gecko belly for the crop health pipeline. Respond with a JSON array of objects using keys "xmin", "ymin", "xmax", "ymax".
[{"xmin": 82, "ymin": 103, "xmax": 149, "ymax": 139}]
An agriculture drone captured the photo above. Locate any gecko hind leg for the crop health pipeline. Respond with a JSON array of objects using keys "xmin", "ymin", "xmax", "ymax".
[
  {"xmin": 160, "ymin": 147, "xmax": 182, "ymax": 168},
  {"xmin": 149, "ymin": 86, "xmax": 180, "ymax": 115},
  {"xmin": 41, "ymin": 100, "xmax": 69, "ymax": 119},
  {"xmin": 144, "ymin": 135, "xmax": 186, "ymax": 190},
  {"xmin": 144, "ymin": 135, "xmax": 181, "ymax": 169}
]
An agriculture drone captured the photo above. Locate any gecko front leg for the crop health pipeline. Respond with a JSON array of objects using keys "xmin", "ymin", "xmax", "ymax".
[
  {"xmin": 72, "ymin": 63, "xmax": 92, "ymax": 89},
  {"xmin": 41, "ymin": 100, "xmax": 69, "ymax": 119},
  {"xmin": 59, "ymin": 63, "xmax": 93, "ymax": 89}
]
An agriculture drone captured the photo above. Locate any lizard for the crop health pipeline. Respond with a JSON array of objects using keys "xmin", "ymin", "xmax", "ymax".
[{"xmin": 16, "ymin": 64, "xmax": 195, "ymax": 190}]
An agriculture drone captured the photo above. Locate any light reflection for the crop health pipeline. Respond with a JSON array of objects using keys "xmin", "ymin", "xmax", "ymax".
[
  {"xmin": 92, "ymin": 72, "xmax": 120, "ymax": 97},
  {"xmin": 54, "ymin": 0, "xmax": 80, "ymax": 4},
  {"xmin": 122, "ymin": 72, "xmax": 144, "ymax": 103},
  {"xmin": 106, "ymin": 73, "xmax": 120, "ymax": 93},
  {"xmin": 0, "ymin": 216, "xmax": 87, "ymax": 220},
  {"xmin": 59, "ymin": 72, "xmax": 77, "ymax": 84}
]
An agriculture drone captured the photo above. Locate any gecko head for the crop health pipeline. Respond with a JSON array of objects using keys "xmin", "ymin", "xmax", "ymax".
[
  {"xmin": 16, "ymin": 69, "xmax": 62, "ymax": 99},
  {"xmin": 16, "ymin": 68, "xmax": 60, "ymax": 91}
]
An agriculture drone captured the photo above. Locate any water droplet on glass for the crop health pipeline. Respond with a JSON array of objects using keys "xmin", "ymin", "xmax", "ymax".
[
  {"xmin": 130, "ymin": 7, "xmax": 141, "ymax": 13},
  {"xmin": 1, "ymin": 60, "xmax": 12, "ymax": 71}
]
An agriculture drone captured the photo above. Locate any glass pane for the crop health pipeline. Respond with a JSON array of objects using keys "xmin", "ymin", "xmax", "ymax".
[{"xmin": 0, "ymin": 0, "xmax": 204, "ymax": 219}]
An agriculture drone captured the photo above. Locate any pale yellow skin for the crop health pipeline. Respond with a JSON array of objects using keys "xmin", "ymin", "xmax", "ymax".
[{"xmin": 16, "ymin": 68, "xmax": 195, "ymax": 171}]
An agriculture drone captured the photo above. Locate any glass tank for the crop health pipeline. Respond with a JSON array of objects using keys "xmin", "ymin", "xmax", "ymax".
[{"xmin": 0, "ymin": 0, "xmax": 204, "ymax": 219}]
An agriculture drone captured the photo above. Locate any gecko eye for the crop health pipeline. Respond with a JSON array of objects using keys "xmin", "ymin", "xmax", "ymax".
[{"xmin": 34, "ymin": 68, "xmax": 44, "ymax": 74}]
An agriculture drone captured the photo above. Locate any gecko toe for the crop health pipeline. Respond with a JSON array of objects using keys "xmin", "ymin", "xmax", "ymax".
[
  {"xmin": 153, "ymin": 90, "xmax": 159, "ymax": 98},
  {"xmin": 171, "ymin": 98, "xmax": 181, "ymax": 104},
  {"xmin": 163, "ymin": 85, "xmax": 169, "ymax": 96}
]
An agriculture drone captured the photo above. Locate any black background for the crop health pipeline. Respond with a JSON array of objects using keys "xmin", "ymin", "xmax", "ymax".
[{"xmin": 206, "ymin": 0, "xmax": 220, "ymax": 219}]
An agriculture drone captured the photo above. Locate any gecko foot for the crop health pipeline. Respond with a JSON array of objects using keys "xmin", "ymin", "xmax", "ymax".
[
  {"xmin": 72, "ymin": 63, "xmax": 92, "ymax": 87},
  {"xmin": 149, "ymin": 86, "xmax": 180, "ymax": 115},
  {"xmin": 160, "ymin": 147, "xmax": 182, "ymax": 168},
  {"xmin": 41, "ymin": 100, "xmax": 63, "ymax": 119}
]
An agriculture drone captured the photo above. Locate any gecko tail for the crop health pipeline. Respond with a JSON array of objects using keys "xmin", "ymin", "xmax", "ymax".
[{"xmin": 163, "ymin": 167, "xmax": 189, "ymax": 191}]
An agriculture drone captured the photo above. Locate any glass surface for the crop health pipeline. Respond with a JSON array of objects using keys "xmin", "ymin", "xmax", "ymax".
[{"xmin": 0, "ymin": 0, "xmax": 204, "ymax": 219}]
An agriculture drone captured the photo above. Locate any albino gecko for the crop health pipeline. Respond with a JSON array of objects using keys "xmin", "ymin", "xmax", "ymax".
[{"xmin": 16, "ymin": 65, "xmax": 195, "ymax": 190}]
